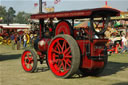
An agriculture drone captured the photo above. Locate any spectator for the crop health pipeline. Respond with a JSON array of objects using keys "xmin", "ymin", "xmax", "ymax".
[
  {"xmin": 120, "ymin": 34, "xmax": 128, "ymax": 53},
  {"xmin": 16, "ymin": 34, "xmax": 20, "ymax": 50},
  {"xmin": 23, "ymin": 33, "xmax": 27, "ymax": 48},
  {"xmin": 10, "ymin": 33, "xmax": 15, "ymax": 50},
  {"xmin": 30, "ymin": 33, "xmax": 34, "ymax": 48}
]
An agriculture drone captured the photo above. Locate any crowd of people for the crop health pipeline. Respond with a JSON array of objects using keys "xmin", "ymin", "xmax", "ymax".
[
  {"xmin": 10, "ymin": 31, "xmax": 38, "ymax": 50},
  {"xmin": 108, "ymin": 32, "xmax": 128, "ymax": 54},
  {"xmin": 0, "ymin": 28, "xmax": 128, "ymax": 54}
]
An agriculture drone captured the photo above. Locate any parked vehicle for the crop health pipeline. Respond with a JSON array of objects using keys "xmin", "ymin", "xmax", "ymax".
[{"xmin": 21, "ymin": 7, "xmax": 120, "ymax": 78}]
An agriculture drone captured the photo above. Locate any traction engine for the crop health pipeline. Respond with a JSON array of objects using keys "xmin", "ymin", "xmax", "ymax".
[{"xmin": 21, "ymin": 7, "xmax": 120, "ymax": 78}]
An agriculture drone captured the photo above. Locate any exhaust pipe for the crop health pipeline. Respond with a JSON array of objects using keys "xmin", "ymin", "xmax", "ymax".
[{"xmin": 39, "ymin": 0, "xmax": 42, "ymax": 13}]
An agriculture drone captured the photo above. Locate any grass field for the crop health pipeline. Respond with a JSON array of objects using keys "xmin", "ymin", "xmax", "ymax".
[{"xmin": 0, "ymin": 45, "xmax": 128, "ymax": 85}]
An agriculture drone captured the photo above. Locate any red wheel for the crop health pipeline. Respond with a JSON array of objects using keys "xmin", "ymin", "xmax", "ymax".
[
  {"xmin": 21, "ymin": 49, "xmax": 37, "ymax": 72},
  {"xmin": 55, "ymin": 21, "xmax": 73, "ymax": 35},
  {"xmin": 48, "ymin": 34, "xmax": 80, "ymax": 78}
]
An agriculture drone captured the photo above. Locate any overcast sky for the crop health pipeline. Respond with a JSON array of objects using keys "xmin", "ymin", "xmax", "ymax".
[{"xmin": 0, "ymin": 0, "xmax": 128, "ymax": 14}]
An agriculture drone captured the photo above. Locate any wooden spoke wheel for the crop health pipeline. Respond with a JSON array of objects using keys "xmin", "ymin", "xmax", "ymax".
[
  {"xmin": 55, "ymin": 21, "xmax": 73, "ymax": 35},
  {"xmin": 48, "ymin": 34, "xmax": 80, "ymax": 78},
  {"xmin": 21, "ymin": 49, "xmax": 37, "ymax": 72}
]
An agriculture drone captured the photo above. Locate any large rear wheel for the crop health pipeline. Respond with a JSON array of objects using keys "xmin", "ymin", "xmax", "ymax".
[{"xmin": 48, "ymin": 34, "xmax": 80, "ymax": 78}]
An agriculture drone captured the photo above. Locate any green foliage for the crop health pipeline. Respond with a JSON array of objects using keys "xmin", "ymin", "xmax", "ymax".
[
  {"xmin": 14, "ymin": 11, "xmax": 31, "ymax": 24},
  {"xmin": 0, "ymin": 6, "xmax": 31, "ymax": 24},
  {"xmin": 7, "ymin": 7, "xmax": 16, "ymax": 24},
  {"xmin": 0, "ymin": 6, "xmax": 7, "ymax": 23}
]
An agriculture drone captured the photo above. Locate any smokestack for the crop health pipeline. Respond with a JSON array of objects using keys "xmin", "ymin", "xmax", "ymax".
[{"xmin": 39, "ymin": 0, "xmax": 42, "ymax": 13}]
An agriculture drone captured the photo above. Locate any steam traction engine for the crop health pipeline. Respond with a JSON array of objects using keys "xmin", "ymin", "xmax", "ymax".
[{"xmin": 21, "ymin": 8, "xmax": 120, "ymax": 78}]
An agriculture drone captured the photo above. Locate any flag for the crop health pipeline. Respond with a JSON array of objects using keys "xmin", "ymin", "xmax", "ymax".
[
  {"xmin": 42, "ymin": 2, "xmax": 47, "ymax": 6},
  {"xmin": 0, "ymin": 17, "xmax": 3, "ymax": 20},
  {"xmin": 45, "ymin": 7, "xmax": 54, "ymax": 12},
  {"xmin": 54, "ymin": 0, "xmax": 61, "ymax": 4},
  {"xmin": 34, "ymin": 3, "xmax": 38, "ymax": 7},
  {"xmin": 105, "ymin": 1, "xmax": 107, "ymax": 6}
]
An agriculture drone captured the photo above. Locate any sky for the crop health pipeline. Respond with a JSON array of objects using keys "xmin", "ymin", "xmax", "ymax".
[{"xmin": 0, "ymin": 0, "xmax": 128, "ymax": 14}]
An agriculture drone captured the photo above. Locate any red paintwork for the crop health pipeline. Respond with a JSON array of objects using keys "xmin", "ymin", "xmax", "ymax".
[
  {"xmin": 38, "ymin": 39, "xmax": 50, "ymax": 52},
  {"xmin": 48, "ymin": 37, "xmax": 71, "ymax": 77},
  {"xmin": 21, "ymin": 51, "xmax": 34, "ymax": 71},
  {"xmin": 36, "ymin": 51, "xmax": 45, "ymax": 59},
  {"xmin": 31, "ymin": 8, "xmax": 120, "ymax": 19},
  {"xmin": 49, "ymin": 28, "xmax": 52, "ymax": 32},
  {"xmin": 77, "ymin": 39, "xmax": 108, "ymax": 69},
  {"xmin": 0, "ymin": 25, "xmax": 29, "ymax": 36},
  {"xmin": 107, "ymin": 43, "xmax": 119, "ymax": 54},
  {"xmin": 31, "ymin": 10, "xmax": 91, "ymax": 19},
  {"xmin": 37, "ymin": 51, "xmax": 42, "ymax": 56},
  {"xmin": 22, "ymin": 7, "xmax": 120, "ymax": 77},
  {"xmin": 55, "ymin": 21, "xmax": 71, "ymax": 35}
]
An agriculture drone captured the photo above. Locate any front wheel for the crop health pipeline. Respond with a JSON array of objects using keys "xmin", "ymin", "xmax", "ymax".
[
  {"xmin": 48, "ymin": 34, "xmax": 80, "ymax": 78},
  {"xmin": 21, "ymin": 49, "xmax": 37, "ymax": 72}
]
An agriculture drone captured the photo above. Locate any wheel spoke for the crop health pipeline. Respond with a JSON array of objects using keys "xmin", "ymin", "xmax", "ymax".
[
  {"xmin": 66, "ymin": 50, "xmax": 71, "ymax": 56},
  {"xmin": 29, "ymin": 57, "xmax": 33, "ymax": 61},
  {"xmin": 64, "ymin": 61, "xmax": 67, "ymax": 71},
  {"xmin": 29, "ymin": 64, "xmax": 32, "ymax": 69},
  {"xmin": 26, "ymin": 53, "xmax": 30, "ymax": 58},
  {"xmin": 58, "ymin": 61, "xmax": 63, "ymax": 71},
  {"xmin": 62, "ymin": 61, "xmax": 67, "ymax": 72},
  {"xmin": 57, "ymin": 41, "xmax": 62, "ymax": 51},
  {"xmin": 53, "ymin": 59, "xmax": 59, "ymax": 64},
  {"xmin": 57, "ymin": 60, "xmax": 61, "ymax": 67},
  {"xmin": 26, "ymin": 63, "xmax": 29, "ymax": 69},
  {"xmin": 52, "ymin": 48, "xmax": 60, "ymax": 54},
  {"xmin": 28, "ymin": 58, "xmax": 33, "ymax": 64},
  {"xmin": 67, "ymin": 59, "xmax": 71, "ymax": 64},
  {"xmin": 24, "ymin": 57, "xmax": 27, "ymax": 61},
  {"xmin": 56, "ymin": 45, "xmax": 61, "ymax": 53},
  {"xmin": 64, "ymin": 59, "xmax": 71, "ymax": 68},
  {"xmin": 64, "ymin": 55, "xmax": 72, "ymax": 58},
  {"xmin": 63, "ymin": 47, "xmax": 70, "ymax": 54},
  {"xmin": 53, "ymin": 53, "xmax": 59, "ymax": 58},
  {"xmin": 62, "ymin": 40, "xmax": 66, "ymax": 52}
]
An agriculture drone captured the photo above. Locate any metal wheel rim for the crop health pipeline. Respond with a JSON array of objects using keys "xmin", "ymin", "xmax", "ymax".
[
  {"xmin": 48, "ymin": 37, "xmax": 72, "ymax": 76},
  {"xmin": 21, "ymin": 51, "xmax": 34, "ymax": 71}
]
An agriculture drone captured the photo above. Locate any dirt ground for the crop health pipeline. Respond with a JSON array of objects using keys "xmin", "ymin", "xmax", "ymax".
[{"xmin": 0, "ymin": 45, "xmax": 128, "ymax": 85}]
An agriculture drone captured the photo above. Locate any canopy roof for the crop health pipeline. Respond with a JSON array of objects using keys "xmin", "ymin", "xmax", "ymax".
[
  {"xmin": 31, "ymin": 8, "xmax": 120, "ymax": 20},
  {"xmin": 0, "ymin": 24, "xmax": 30, "ymax": 29}
]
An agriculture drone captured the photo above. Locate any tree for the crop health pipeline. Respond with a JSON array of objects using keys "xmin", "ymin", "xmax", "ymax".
[
  {"xmin": 0, "ymin": 6, "xmax": 7, "ymax": 23},
  {"xmin": 0, "ymin": 6, "xmax": 30, "ymax": 24},
  {"xmin": 7, "ymin": 7, "xmax": 16, "ymax": 25},
  {"xmin": 14, "ymin": 11, "xmax": 30, "ymax": 24},
  {"xmin": 0, "ymin": 6, "xmax": 16, "ymax": 24}
]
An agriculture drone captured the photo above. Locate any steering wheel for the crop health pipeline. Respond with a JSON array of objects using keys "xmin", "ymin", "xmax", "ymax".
[{"xmin": 90, "ymin": 16, "xmax": 110, "ymax": 35}]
